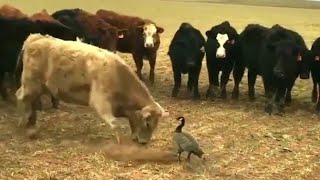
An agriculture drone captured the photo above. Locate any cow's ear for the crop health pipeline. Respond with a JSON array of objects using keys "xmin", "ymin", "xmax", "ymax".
[
  {"xmin": 136, "ymin": 26, "xmax": 144, "ymax": 33},
  {"xmin": 205, "ymin": 30, "xmax": 211, "ymax": 37},
  {"xmin": 117, "ymin": 29, "xmax": 127, "ymax": 38},
  {"xmin": 156, "ymin": 26, "xmax": 164, "ymax": 34},
  {"xmin": 296, "ymin": 45, "xmax": 305, "ymax": 54}
]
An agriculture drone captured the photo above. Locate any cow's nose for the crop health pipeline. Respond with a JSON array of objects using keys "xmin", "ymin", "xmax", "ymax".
[
  {"xmin": 145, "ymin": 43, "xmax": 154, "ymax": 48},
  {"xmin": 216, "ymin": 54, "xmax": 226, "ymax": 58},
  {"xmin": 300, "ymin": 72, "xmax": 310, "ymax": 79}
]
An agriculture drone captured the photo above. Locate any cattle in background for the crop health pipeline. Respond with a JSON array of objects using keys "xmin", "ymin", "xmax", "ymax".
[
  {"xmin": 51, "ymin": 8, "xmax": 127, "ymax": 52},
  {"xmin": 168, "ymin": 22, "xmax": 205, "ymax": 99},
  {"xmin": 0, "ymin": 5, "xmax": 81, "ymax": 106},
  {"xmin": 310, "ymin": 37, "xmax": 320, "ymax": 113},
  {"xmin": 204, "ymin": 21, "xmax": 240, "ymax": 99},
  {"xmin": 96, "ymin": 9, "xmax": 164, "ymax": 84},
  {"xmin": 234, "ymin": 24, "xmax": 310, "ymax": 115},
  {"xmin": 15, "ymin": 34, "xmax": 169, "ymax": 144},
  {"xmin": 0, "ymin": 4, "xmax": 28, "ymax": 18}
]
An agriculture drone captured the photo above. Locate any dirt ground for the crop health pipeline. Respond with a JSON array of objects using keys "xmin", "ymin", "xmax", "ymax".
[{"xmin": 0, "ymin": 0, "xmax": 320, "ymax": 179}]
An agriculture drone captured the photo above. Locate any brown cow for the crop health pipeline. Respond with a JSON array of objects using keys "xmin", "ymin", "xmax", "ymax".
[
  {"xmin": 51, "ymin": 8, "xmax": 127, "ymax": 52},
  {"xmin": 15, "ymin": 33, "xmax": 169, "ymax": 144},
  {"xmin": 96, "ymin": 9, "xmax": 164, "ymax": 84},
  {"xmin": 30, "ymin": 9, "xmax": 65, "ymax": 26},
  {"xmin": 0, "ymin": 4, "xmax": 28, "ymax": 18}
]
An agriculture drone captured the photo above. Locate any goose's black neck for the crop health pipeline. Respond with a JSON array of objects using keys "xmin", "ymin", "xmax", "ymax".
[{"xmin": 175, "ymin": 117, "xmax": 185, "ymax": 133}]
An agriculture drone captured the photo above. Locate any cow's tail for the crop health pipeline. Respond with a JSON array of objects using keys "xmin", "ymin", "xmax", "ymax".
[{"xmin": 14, "ymin": 48, "xmax": 24, "ymax": 88}]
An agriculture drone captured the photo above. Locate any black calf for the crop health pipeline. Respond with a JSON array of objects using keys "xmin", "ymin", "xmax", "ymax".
[{"xmin": 168, "ymin": 22, "xmax": 205, "ymax": 99}]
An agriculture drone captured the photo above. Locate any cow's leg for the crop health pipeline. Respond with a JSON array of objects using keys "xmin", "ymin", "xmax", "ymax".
[
  {"xmin": 45, "ymin": 80, "xmax": 60, "ymax": 110},
  {"xmin": 316, "ymin": 83, "xmax": 320, "ymax": 113},
  {"xmin": 0, "ymin": 71, "xmax": 8, "ymax": 100},
  {"xmin": 275, "ymin": 87, "xmax": 286, "ymax": 115},
  {"xmin": 16, "ymin": 86, "xmax": 41, "ymax": 128},
  {"xmin": 312, "ymin": 83, "xmax": 318, "ymax": 103},
  {"xmin": 171, "ymin": 65, "xmax": 182, "ymax": 97},
  {"xmin": 285, "ymin": 79, "xmax": 295, "ymax": 106},
  {"xmin": 89, "ymin": 87, "xmax": 120, "ymax": 143},
  {"xmin": 51, "ymin": 95, "xmax": 59, "ymax": 109},
  {"xmin": 248, "ymin": 70, "xmax": 257, "ymax": 101},
  {"xmin": 148, "ymin": 53, "xmax": 157, "ymax": 84},
  {"xmin": 34, "ymin": 96, "xmax": 43, "ymax": 111},
  {"xmin": 206, "ymin": 66, "xmax": 219, "ymax": 99},
  {"xmin": 92, "ymin": 102, "xmax": 120, "ymax": 143},
  {"xmin": 191, "ymin": 65, "xmax": 202, "ymax": 100},
  {"xmin": 133, "ymin": 54, "xmax": 143, "ymax": 80},
  {"xmin": 187, "ymin": 73, "xmax": 193, "ymax": 92},
  {"xmin": 263, "ymin": 78, "xmax": 275, "ymax": 115},
  {"xmin": 312, "ymin": 73, "xmax": 317, "ymax": 103},
  {"xmin": 220, "ymin": 67, "xmax": 232, "ymax": 99},
  {"xmin": 232, "ymin": 64, "xmax": 245, "ymax": 100}
]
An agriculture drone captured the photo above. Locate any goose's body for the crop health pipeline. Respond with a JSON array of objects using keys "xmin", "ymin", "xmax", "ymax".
[{"xmin": 173, "ymin": 116, "xmax": 204, "ymax": 162}]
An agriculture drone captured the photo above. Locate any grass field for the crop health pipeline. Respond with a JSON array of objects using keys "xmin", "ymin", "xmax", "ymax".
[{"xmin": 0, "ymin": 0, "xmax": 320, "ymax": 179}]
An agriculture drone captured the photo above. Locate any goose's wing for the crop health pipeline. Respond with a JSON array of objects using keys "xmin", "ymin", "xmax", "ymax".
[
  {"xmin": 174, "ymin": 133, "xmax": 199, "ymax": 152},
  {"xmin": 181, "ymin": 132, "xmax": 200, "ymax": 148}
]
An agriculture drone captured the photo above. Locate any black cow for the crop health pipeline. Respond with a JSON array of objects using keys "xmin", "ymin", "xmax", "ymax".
[
  {"xmin": 0, "ymin": 16, "xmax": 79, "ymax": 102},
  {"xmin": 310, "ymin": 37, "xmax": 320, "ymax": 112},
  {"xmin": 204, "ymin": 21, "xmax": 240, "ymax": 99},
  {"xmin": 168, "ymin": 22, "xmax": 205, "ymax": 99},
  {"xmin": 234, "ymin": 24, "xmax": 310, "ymax": 115},
  {"xmin": 270, "ymin": 24, "xmax": 311, "ymax": 105}
]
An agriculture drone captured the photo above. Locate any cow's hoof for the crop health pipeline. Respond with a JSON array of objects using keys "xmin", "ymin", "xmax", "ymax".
[
  {"xmin": 312, "ymin": 94, "xmax": 317, "ymax": 103},
  {"xmin": 192, "ymin": 94, "xmax": 200, "ymax": 100},
  {"xmin": 285, "ymin": 98, "xmax": 291, "ymax": 106},
  {"xmin": 264, "ymin": 105, "xmax": 273, "ymax": 115},
  {"xmin": 316, "ymin": 105, "xmax": 320, "ymax": 114},
  {"xmin": 17, "ymin": 118, "xmax": 25, "ymax": 128},
  {"xmin": 220, "ymin": 93, "xmax": 227, "ymax": 99},
  {"xmin": 131, "ymin": 133, "xmax": 138, "ymax": 141},
  {"xmin": 274, "ymin": 108, "xmax": 285, "ymax": 116},
  {"xmin": 231, "ymin": 91, "xmax": 239, "ymax": 100},
  {"xmin": 171, "ymin": 89, "xmax": 179, "ymax": 98},
  {"xmin": 249, "ymin": 96, "xmax": 255, "ymax": 102},
  {"xmin": 206, "ymin": 91, "xmax": 216, "ymax": 100},
  {"xmin": 26, "ymin": 127, "xmax": 39, "ymax": 140}
]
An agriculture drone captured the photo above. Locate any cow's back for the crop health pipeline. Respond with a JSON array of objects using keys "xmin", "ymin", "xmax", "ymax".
[
  {"xmin": 21, "ymin": 34, "xmax": 121, "ymax": 104},
  {"xmin": 96, "ymin": 9, "xmax": 147, "ymax": 53}
]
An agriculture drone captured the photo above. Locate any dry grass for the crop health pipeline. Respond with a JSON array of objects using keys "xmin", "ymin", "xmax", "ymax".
[{"xmin": 0, "ymin": 0, "xmax": 320, "ymax": 179}]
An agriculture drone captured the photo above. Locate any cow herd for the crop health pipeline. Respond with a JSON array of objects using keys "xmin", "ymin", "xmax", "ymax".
[
  {"xmin": 169, "ymin": 21, "xmax": 320, "ymax": 116},
  {"xmin": 0, "ymin": 4, "xmax": 320, "ymax": 145}
]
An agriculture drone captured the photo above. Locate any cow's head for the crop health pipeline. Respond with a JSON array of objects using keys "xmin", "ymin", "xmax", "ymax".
[
  {"xmin": 297, "ymin": 49, "xmax": 312, "ymax": 79},
  {"xmin": 132, "ymin": 102, "xmax": 169, "ymax": 144},
  {"xmin": 169, "ymin": 23, "xmax": 205, "ymax": 68},
  {"xmin": 136, "ymin": 23, "xmax": 164, "ymax": 48},
  {"xmin": 98, "ymin": 26, "xmax": 127, "ymax": 53},
  {"xmin": 267, "ymin": 40, "xmax": 305, "ymax": 79},
  {"xmin": 205, "ymin": 21, "xmax": 238, "ymax": 59},
  {"xmin": 311, "ymin": 37, "xmax": 320, "ymax": 68}
]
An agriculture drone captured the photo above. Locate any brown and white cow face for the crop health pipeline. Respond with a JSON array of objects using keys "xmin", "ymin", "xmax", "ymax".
[
  {"xmin": 137, "ymin": 23, "xmax": 164, "ymax": 48},
  {"xmin": 132, "ymin": 103, "xmax": 169, "ymax": 144}
]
